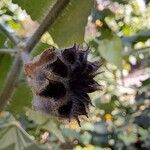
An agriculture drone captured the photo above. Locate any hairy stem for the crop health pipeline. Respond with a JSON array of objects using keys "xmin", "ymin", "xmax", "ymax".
[
  {"xmin": 25, "ymin": 0, "xmax": 70, "ymax": 53},
  {"xmin": 0, "ymin": 0, "xmax": 70, "ymax": 111},
  {"xmin": 0, "ymin": 23, "xmax": 19, "ymax": 45},
  {"xmin": 0, "ymin": 54, "xmax": 22, "ymax": 111},
  {"xmin": 0, "ymin": 48, "xmax": 17, "ymax": 53}
]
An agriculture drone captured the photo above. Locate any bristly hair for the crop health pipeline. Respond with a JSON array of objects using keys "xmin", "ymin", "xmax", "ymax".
[{"xmin": 24, "ymin": 44, "xmax": 102, "ymax": 126}]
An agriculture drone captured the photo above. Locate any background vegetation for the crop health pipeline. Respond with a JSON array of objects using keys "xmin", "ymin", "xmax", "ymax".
[{"xmin": 0, "ymin": 0, "xmax": 149, "ymax": 149}]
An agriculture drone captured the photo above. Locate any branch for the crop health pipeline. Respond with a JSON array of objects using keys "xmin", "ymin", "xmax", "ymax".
[
  {"xmin": 25, "ymin": 0, "xmax": 70, "ymax": 53},
  {"xmin": 0, "ymin": 48, "xmax": 17, "ymax": 53},
  {"xmin": 0, "ymin": 54, "xmax": 22, "ymax": 111},
  {"xmin": 0, "ymin": 0, "xmax": 70, "ymax": 111},
  {"xmin": 0, "ymin": 23, "xmax": 20, "ymax": 45}
]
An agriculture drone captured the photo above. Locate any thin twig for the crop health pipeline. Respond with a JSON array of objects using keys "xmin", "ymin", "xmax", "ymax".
[
  {"xmin": 0, "ymin": 54, "xmax": 22, "ymax": 111},
  {"xmin": 0, "ymin": 23, "xmax": 20, "ymax": 45},
  {"xmin": 0, "ymin": 0, "xmax": 70, "ymax": 111},
  {"xmin": 0, "ymin": 48, "xmax": 17, "ymax": 53},
  {"xmin": 25, "ymin": 0, "xmax": 70, "ymax": 53}
]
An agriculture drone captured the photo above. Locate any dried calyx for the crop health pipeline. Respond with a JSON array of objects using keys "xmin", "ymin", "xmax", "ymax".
[{"xmin": 24, "ymin": 44, "xmax": 102, "ymax": 126}]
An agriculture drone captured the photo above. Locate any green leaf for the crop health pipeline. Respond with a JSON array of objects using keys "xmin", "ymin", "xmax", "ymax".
[
  {"xmin": 12, "ymin": 0, "xmax": 56, "ymax": 21},
  {"xmin": 0, "ymin": 112, "xmax": 16, "ymax": 126},
  {"xmin": 49, "ymin": 0, "xmax": 94, "ymax": 47},
  {"xmin": 0, "ymin": 112, "xmax": 46, "ymax": 150},
  {"xmin": 26, "ymin": 109, "xmax": 49, "ymax": 125},
  {"xmin": 140, "ymin": 78, "xmax": 150, "ymax": 92},
  {"xmin": 61, "ymin": 128, "xmax": 80, "ymax": 140},
  {"xmin": 7, "ymin": 83, "xmax": 32, "ymax": 115},
  {"xmin": 95, "ymin": 98, "xmax": 116, "ymax": 113},
  {"xmin": 0, "ymin": 54, "xmax": 12, "ymax": 91},
  {"xmin": 0, "ymin": 31, "xmax": 6, "ymax": 48},
  {"xmin": 32, "ymin": 32, "xmax": 58, "ymax": 57},
  {"xmin": 80, "ymin": 131, "xmax": 92, "ymax": 145},
  {"xmin": 42, "ymin": 121, "xmax": 65, "ymax": 143},
  {"xmin": 118, "ymin": 126, "xmax": 137, "ymax": 144},
  {"xmin": 31, "ymin": 42, "xmax": 50, "ymax": 57},
  {"xmin": 98, "ymin": 35, "xmax": 123, "ymax": 69},
  {"xmin": 26, "ymin": 109, "xmax": 65, "ymax": 143}
]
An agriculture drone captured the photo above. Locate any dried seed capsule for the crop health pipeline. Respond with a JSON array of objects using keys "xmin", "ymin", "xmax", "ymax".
[{"xmin": 24, "ymin": 45, "xmax": 102, "ymax": 125}]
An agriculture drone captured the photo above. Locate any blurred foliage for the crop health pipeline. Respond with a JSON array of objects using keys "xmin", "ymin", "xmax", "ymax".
[
  {"xmin": 0, "ymin": 0, "xmax": 150, "ymax": 150},
  {"xmin": 0, "ymin": 112, "xmax": 46, "ymax": 150}
]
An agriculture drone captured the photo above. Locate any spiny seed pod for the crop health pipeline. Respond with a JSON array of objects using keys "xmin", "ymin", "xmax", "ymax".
[{"xmin": 24, "ymin": 44, "xmax": 102, "ymax": 125}]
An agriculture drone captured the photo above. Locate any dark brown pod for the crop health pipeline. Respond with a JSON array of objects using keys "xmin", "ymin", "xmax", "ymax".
[{"xmin": 24, "ymin": 44, "xmax": 102, "ymax": 125}]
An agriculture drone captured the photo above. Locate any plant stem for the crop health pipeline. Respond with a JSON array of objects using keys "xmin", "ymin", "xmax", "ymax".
[
  {"xmin": 25, "ymin": 0, "xmax": 70, "ymax": 53},
  {"xmin": 0, "ymin": 54, "xmax": 22, "ymax": 111},
  {"xmin": 0, "ymin": 23, "xmax": 19, "ymax": 45},
  {"xmin": 0, "ymin": 48, "xmax": 17, "ymax": 53}
]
